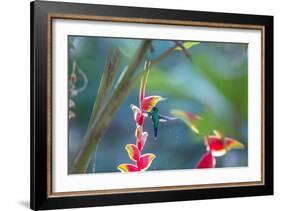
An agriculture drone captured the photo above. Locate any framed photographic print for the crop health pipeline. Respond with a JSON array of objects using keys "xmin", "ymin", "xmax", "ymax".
[{"xmin": 30, "ymin": 1, "xmax": 273, "ymax": 210}]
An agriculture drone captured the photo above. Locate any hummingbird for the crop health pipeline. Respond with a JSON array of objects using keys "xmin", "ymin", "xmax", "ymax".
[{"xmin": 148, "ymin": 106, "xmax": 176, "ymax": 140}]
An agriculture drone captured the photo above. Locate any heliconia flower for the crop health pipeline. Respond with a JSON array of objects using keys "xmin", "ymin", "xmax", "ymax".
[
  {"xmin": 138, "ymin": 61, "xmax": 164, "ymax": 112},
  {"xmin": 118, "ymin": 164, "xmax": 139, "ymax": 172},
  {"xmin": 118, "ymin": 60, "xmax": 157, "ymax": 173},
  {"xmin": 197, "ymin": 130, "xmax": 245, "ymax": 169},
  {"xmin": 137, "ymin": 154, "xmax": 156, "ymax": 172},
  {"xmin": 197, "ymin": 152, "xmax": 216, "ymax": 168},
  {"xmin": 130, "ymin": 104, "xmax": 144, "ymax": 126},
  {"xmin": 205, "ymin": 136, "xmax": 226, "ymax": 157},
  {"xmin": 125, "ymin": 144, "xmax": 140, "ymax": 162},
  {"xmin": 205, "ymin": 130, "xmax": 245, "ymax": 157},
  {"xmin": 117, "ymin": 153, "xmax": 155, "ymax": 172},
  {"xmin": 170, "ymin": 109, "xmax": 202, "ymax": 134},
  {"xmin": 141, "ymin": 95, "xmax": 165, "ymax": 112}
]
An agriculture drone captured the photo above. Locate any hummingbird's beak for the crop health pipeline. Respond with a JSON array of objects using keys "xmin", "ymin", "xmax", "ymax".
[{"xmin": 159, "ymin": 97, "xmax": 167, "ymax": 102}]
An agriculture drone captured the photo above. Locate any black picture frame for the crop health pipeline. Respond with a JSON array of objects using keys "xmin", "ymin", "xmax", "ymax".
[{"xmin": 30, "ymin": 1, "xmax": 273, "ymax": 210}]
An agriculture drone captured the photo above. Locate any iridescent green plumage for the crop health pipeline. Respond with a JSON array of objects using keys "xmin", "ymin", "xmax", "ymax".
[
  {"xmin": 149, "ymin": 107, "xmax": 160, "ymax": 139},
  {"xmin": 148, "ymin": 107, "xmax": 176, "ymax": 139}
]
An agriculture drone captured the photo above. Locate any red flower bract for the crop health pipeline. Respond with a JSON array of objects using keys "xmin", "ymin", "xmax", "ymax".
[
  {"xmin": 130, "ymin": 104, "xmax": 144, "ymax": 126},
  {"xmin": 118, "ymin": 164, "xmax": 139, "ymax": 172},
  {"xmin": 197, "ymin": 152, "xmax": 215, "ymax": 168},
  {"xmin": 118, "ymin": 61, "xmax": 157, "ymax": 173},
  {"xmin": 137, "ymin": 154, "xmax": 156, "ymax": 171},
  {"xmin": 205, "ymin": 136, "xmax": 226, "ymax": 157},
  {"xmin": 197, "ymin": 130, "xmax": 245, "ymax": 169},
  {"xmin": 141, "ymin": 95, "xmax": 162, "ymax": 112}
]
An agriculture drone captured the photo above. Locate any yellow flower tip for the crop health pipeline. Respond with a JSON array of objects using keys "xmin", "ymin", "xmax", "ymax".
[
  {"xmin": 147, "ymin": 153, "xmax": 156, "ymax": 163},
  {"xmin": 150, "ymin": 96, "xmax": 162, "ymax": 105},
  {"xmin": 125, "ymin": 144, "xmax": 131, "ymax": 149},
  {"xmin": 117, "ymin": 164, "xmax": 139, "ymax": 172},
  {"xmin": 233, "ymin": 141, "xmax": 245, "ymax": 149},
  {"xmin": 213, "ymin": 130, "xmax": 223, "ymax": 139},
  {"xmin": 125, "ymin": 144, "xmax": 140, "ymax": 162},
  {"xmin": 191, "ymin": 125, "xmax": 199, "ymax": 134},
  {"xmin": 225, "ymin": 138, "xmax": 245, "ymax": 151},
  {"xmin": 117, "ymin": 164, "xmax": 127, "ymax": 172},
  {"xmin": 125, "ymin": 144, "xmax": 131, "ymax": 152}
]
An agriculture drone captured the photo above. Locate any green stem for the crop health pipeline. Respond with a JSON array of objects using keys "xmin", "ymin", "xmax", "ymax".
[
  {"xmin": 128, "ymin": 44, "xmax": 178, "ymax": 92},
  {"xmin": 151, "ymin": 45, "xmax": 176, "ymax": 66},
  {"xmin": 174, "ymin": 41, "xmax": 192, "ymax": 60}
]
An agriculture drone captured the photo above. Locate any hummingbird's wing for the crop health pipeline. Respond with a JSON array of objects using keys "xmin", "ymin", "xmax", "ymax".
[{"xmin": 159, "ymin": 114, "xmax": 177, "ymax": 122}]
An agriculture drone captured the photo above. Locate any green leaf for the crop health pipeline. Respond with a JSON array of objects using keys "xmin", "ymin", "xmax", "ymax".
[
  {"xmin": 175, "ymin": 41, "xmax": 200, "ymax": 50},
  {"xmin": 193, "ymin": 53, "xmax": 248, "ymax": 119},
  {"xmin": 87, "ymin": 48, "xmax": 121, "ymax": 128}
]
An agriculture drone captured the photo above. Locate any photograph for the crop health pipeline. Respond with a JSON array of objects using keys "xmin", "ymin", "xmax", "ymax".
[
  {"xmin": 30, "ymin": 1, "xmax": 273, "ymax": 209},
  {"xmin": 68, "ymin": 36, "xmax": 248, "ymax": 174}
]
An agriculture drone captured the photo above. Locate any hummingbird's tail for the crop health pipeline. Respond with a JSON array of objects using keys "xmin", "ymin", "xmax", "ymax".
[{"xmin": 153, "ymin": 126, "xmax": 158, "ymax": 140}]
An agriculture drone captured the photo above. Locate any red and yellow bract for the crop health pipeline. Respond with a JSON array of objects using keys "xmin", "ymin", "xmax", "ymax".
[
  {"xmin": 197, "ymin": 130, "xmax": 245, "ymax": 168},
  {"xmin": 118, "ymin": 61, "xmax": 162, "ymax": 172}
]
